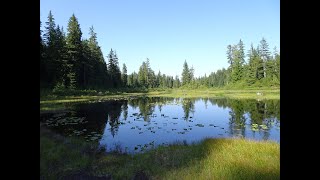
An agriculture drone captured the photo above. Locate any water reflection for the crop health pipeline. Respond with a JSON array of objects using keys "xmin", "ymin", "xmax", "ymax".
[
  {"xmin": 40, "ymin": 97, "xmax": 280, "ymax": 153},
  {"xmin": 181, "ymin": 98, "xmax": 195, "ymax": 120}
]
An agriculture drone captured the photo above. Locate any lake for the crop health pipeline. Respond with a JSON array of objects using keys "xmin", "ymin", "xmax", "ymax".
[{"xmin": 40, "ymin": 97, "xmax": 280, "ymax": 154}]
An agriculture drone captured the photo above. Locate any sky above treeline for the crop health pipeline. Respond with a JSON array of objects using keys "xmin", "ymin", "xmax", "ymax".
[{"xmin": 40, "ymin": 0, "xmax": 280, "ymax": 77}]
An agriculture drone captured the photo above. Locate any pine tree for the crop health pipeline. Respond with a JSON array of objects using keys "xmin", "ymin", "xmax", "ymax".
[
  {"xmin": 108, "ymin": 49, "xmax": 121, "ymax": 88},
  {"xmin": 259, "ymin": 38, "xmax": 270, "ymax": 78},
  {"xmin": 227, "ymin": 45, "xmax": 233, "ymax": 67},
  {"xmin": 246, "ymin": 44, "xmax": 257, "ymax": 85},
  {"xmin": 145, "ymin": 59, "xmax": 156, "ymax": 88},
  {"xmin": 81, "ymin": 39, "xmax": 92, "ymax": 88},
  {"xmin": 227, "ymin": 40, "xmax": 246, "ymax": 83},
  {"xmin": 189, "ymin": 66, "xmax": 194, "ymax": 82},
  {"xmin": 121, "ymin": 63, "xmax": 128, "ymax": 87},
  {"xmin": 132, "ymin": 71, "xmax": 139, "ymax": 87},
  {"xmin": 181, "ymin": 60, "xmax": 190, "ymax": 85},
  {"xmin": 108, "ymin": 49, "xmax": 115, "ymax": 87},
  {"xmin": 43, "ymin": 11, "xmax": 58, "ymax": 87},
  {"xmin": 87, "ymin": 26, "xmax": 107, "ymax": 89},
  {"xmin": 238, "ymin": 39, "xmax": 245, "ymax": 66},
  {"xmin": 156, "ymin": 71, "xmax": 161, "ymax": 88},
  {"xmin": 55, "ymin": 26, "xmax": 69, "ymax": 87},
  {"xmin": 229, "ymin": 45, "xmax": 240, "ymax": 82},
  {"xmin": 59, "ymin": 31, "xmax": 75, "ymax": 88},
  {"xmin": 44, "ymin": 11, "xmax": 56, "ymax": 46},
  {"xmin": 113, "ymin": 51, "xmax": 121, "ymax": 87},
  {"xmin": 256, "ymin": 45, "xmax": 264, "ymax": 80},
  {"xmin": 138, "ymin": 61, "xmax": 146, "ymax": 87},
  {"xmin": 66, "ymin": 13, "xmax": 83, "ymax": 88}
]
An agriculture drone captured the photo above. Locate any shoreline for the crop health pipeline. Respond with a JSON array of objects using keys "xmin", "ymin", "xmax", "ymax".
[{"xmin": 40, "ymin": 125, "xmax": 280, "ymax": 179}]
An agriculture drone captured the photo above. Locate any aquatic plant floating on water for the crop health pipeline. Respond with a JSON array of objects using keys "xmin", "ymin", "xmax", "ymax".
[
  {"xmin": 195, "ymin": 124, "xmax": 205, "ymax": 127},
  {"xmin": 260, "ymin": 124, "xmax": 268, "ymax": 130}
]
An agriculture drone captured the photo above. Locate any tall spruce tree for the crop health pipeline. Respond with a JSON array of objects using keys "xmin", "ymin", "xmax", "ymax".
[
  {"xmin": 138, "ymin": 61, "xmax": 148, "ymax": 87},
  {"xmin": 256, "ymin": 45, "xmax": 264, "ymax": 80},
  {"xmin": 114, "ymin": 51, "xmax": 121, "ymax": 87},
  {"xmin": 146, "ymin": 59, "xmax": 156, "ymax": 88},
  {"xmin": 81, "ymin": 39, "xmax": 92, "ymax": 88},
  {"xmin": 189, "ymin": 66, "xmax": 194, "ymax": 81},
  {"xmin": 66, "ymin": 14, "xmax": 83, "ymax": 88},
  {"xmin": 259, "ymin": 38, "xmax": 270, "ymax": 79},
  {"xmin": 55, "ymin": 25, "xmax": 68, "ymax": 87},
  {"xmin": 108, "ymin": 49, "xmax": 121, "ymax": 88},
  {"xmin": 246, "ymin": 44, "xmax": 258, "ymax": 85},
  {"xmin": 227, "ymin": 40, "xmax": 246, "ymax": 84},
  {"xmin": 156, "ymin": 71, "xmax": 161, "ymax": 88},
  {"xmin": 238, "ymin": 39, "xmax": 245, "ymax": 66},
  {"xmin": 227, "ymin": 45, "xmax": 233, "ymax": 67},
  {"xmin": 87, "ymin": 26, "xmax": 107, "ymax": 89},
  {"xmin": 122, "ymin": 63, "xmax": 128, "ymax": 87},
  {"xmin": 181, "ymin": 60, "xmax": 190, "ymax": 85},
  {"xmin": 43, "ymin": 11, "xmax": 58, "ymax": 87}
]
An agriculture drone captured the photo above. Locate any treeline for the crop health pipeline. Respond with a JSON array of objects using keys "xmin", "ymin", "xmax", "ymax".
[
  {"xmin": 40, "ymin": 11, "xmax": 279, "ymax": 91},
  {"xmin": 40, "ymin": 11, "xmax": 121, "ymax": 90},
  {"xmin": 126, "ymin": 58, "xmax": 181, "ymax": 89},
  {"xmin": 40, "ymin": 11, "xmax": 179, "ymax": 90},
  {"xmin": 225, "ymin": 39, "xmax": 280, "ymax": 87}
]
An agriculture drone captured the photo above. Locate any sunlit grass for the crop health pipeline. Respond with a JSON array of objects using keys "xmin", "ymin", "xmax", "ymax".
[
  {"xmin": 40, "ymin": 98, "xmax": 91, "ymax": 104},
  {"xmin": 156, "ymin": 138, "xmax": 280, "ymax": 180},
  {"xmin": 144, "ymin": 89, "xmax": 279, "ymax": 99},
  {"xmin": 40, "ymin": 89, "xmax": 279, "ymax": 109},
  {"xmin": 98, "ymin": 138, "xmax": 280, "ymax": 180},
  {"xmin": 41, "ymin": 124, "xmax": 280, "ymax": 179}
]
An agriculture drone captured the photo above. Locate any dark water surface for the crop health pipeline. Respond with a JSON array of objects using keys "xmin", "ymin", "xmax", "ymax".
[{"xmin": 40, "ymin": 97, "xmax": 280, "ymax": 154}]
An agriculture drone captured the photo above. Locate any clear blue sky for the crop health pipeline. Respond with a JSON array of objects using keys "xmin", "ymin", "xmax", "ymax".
[{"xmin": 40, "ymin": 0, "xmax": 279, "ymax": 77}]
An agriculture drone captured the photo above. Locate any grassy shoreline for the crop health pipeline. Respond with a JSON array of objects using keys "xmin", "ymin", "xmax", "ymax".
[
  {"xmin": 40, "ymin": 125, "xmax": 279, "ymax": 180},
  {"xmin": 40, "ymin": 89, "xmax": 279, "ymax": 111}
]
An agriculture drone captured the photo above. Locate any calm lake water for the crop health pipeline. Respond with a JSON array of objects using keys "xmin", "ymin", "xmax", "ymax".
[{"xmin": 40, "ymin": 97, "xmax": 280, "ymax": 154}]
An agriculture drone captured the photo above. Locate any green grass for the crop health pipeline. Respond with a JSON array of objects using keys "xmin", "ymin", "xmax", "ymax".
[
  {"xmin": 40, "ymin": 88, "xmax": 279, "ymax": 111},
  {"xmin": 144, "ymin": 89, "xmax": 279, "ymax": 99},
  {"xmin": 40, "ymin": 125, "xmax": 280, "ymax": 180},
  {"xmin": 40, "ymin": 125, "xmax": 97, "ymax": 179}
]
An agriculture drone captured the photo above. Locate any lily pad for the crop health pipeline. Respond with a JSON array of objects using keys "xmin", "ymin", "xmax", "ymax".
[
  {"xmin": 195, "ymin": 124, "xmax": 204, "ymax": 127},
  {"xmin": 260, "ymin": 124, "xmax": 268, "ymax": 130}
]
